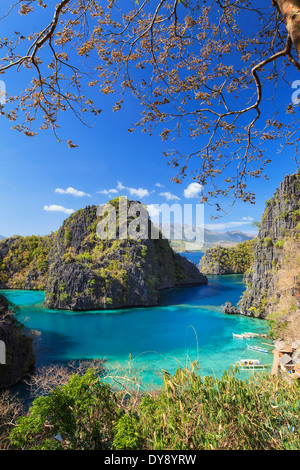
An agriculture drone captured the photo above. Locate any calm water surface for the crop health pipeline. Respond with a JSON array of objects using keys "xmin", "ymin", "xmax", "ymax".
[{"xmin": 1, "ymin": 252, "xmax": 273, "ymax": 389}]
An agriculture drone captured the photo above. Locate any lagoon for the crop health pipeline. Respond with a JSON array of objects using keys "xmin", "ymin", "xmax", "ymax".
[{"xmin": 0, "ymin": 252, "xmax": 273, "ymax": 390}]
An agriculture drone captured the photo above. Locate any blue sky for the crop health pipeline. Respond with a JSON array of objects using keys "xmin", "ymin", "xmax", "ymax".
[{"xmin": 0, "ymin": 2, "xmax": 299, "ymax": 238}]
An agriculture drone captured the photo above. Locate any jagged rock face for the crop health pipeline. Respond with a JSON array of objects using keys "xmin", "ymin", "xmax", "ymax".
[
  {"xmin": 0, "ymin": 201, "xmax": 207, "ymax": 311},
  {"xmin": 0, "ymin": 294, "xmax": 35, "ymax": 389},
  {"xmin": 223, "ymin": 302, "xmax": 240, "ymax": 315},
  {"xmin": 44, "ymin": 202, "xmax": 208, "ymax": 310},
  {"xmin": 239, "ymin": 173, "xmax": 300, "ymax": 319}
]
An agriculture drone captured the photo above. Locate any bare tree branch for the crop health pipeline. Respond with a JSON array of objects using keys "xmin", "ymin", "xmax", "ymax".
[{"xmin": 0, "ymin": 0, "xmax": 299, "ymax": 207}]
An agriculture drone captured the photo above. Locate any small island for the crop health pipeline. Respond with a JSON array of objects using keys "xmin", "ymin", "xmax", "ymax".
[
  {"xmin": 0, "ymin": 198, "xmax": 208, "ymax": 311},
  {"xmin": 199, "ymin": 239, "xmax": 255, "ymax": 275}
]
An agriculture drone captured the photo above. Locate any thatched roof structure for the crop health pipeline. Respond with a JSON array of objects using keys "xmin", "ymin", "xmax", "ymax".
[{"xmin": 279, "ymin": 354, "xmax": 294, "ymax": 367}]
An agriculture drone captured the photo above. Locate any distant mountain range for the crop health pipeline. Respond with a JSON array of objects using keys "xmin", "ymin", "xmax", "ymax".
[
  {"xmin": 158, "ymin": 223, "xmax": 255, "ymax": 252},
  {"xmin": 0, "ymin": 224, "xmax": 254, "ymax": 250}
]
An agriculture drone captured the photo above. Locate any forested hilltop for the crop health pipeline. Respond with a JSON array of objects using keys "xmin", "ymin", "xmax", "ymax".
[
  {"xmin": 0, "ymin": 198, "xmax": 207, "ymax": 311},
  {"xmin": 0, "ymin": 234, "xmax": 55, "ymax": 291},
  {"xmin": 199, "ymin": 240, "xmax": 256, "ymax": 275}
]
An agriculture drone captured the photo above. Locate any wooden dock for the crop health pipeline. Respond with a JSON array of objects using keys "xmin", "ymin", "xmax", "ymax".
[{"xmin": 271, "ymin": 349, "xmax": 279, "ymax": 376}]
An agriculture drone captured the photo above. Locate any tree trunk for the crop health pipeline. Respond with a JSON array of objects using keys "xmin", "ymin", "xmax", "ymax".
[{"xmin": 275, "ymin": 0, "xmax": 300, "ymax": 61}]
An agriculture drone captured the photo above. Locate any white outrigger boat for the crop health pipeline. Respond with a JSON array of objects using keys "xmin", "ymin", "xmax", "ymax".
[
  {"xmin": 235, "ymin": 359, "xmax": 269, "ymax": 369},
  {"xmin": 232, "ymin": 332, "xmax": 257, "ymax": 339},
  {"xmin": 244, "ymin": 332, "xmax": 269, "ymax": 337},
  {"xmin": 247, "ymin": 344, "xmax": 269, "ymax": 354}
]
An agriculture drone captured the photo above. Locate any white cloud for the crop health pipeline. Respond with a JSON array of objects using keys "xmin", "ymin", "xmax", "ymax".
[
  {"xmin": 159, "ymin": 191, "xmax": 181, "ymax": 201},
  {"xmin": 183, "ymin": 182, "xmax": 203, "ymax": 199},
  {"xmin": 44, "ymin": 205, "xmax": 74, "ymax": 215},
  {"xmin": 55, "ymin": 187, "xmax": 91, "ymax": 197},
  {"xmin": 155, "ymin": 182, "xmax": 164, "ymax": 188},
  {"xmin": 147, "ymin": 204, "xmax": 161, "ymax": 217},
  {"xmin": 205, "ymin": 220, "xmax": 254, "ymax": 231},
  {"xmin": 127, "ymin": 187, "xmax": 150, "ymax": 198},
  {"xmin": 241, "ymin": 216, "xmax": 254, "ymax": 221},
  {"xmin": 97, "ymin": 188, "xmax": 118, "ymax": 195},
  {"xmin": 117, "ymin": 181, "xmax": 150, "ymax": 198},
  {"xmin": 117, "ymin": 181, "xmax": 125, "ymax": 190}
]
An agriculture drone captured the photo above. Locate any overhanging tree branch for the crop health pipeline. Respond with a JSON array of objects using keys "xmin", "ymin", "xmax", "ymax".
[{"xmin": 0, "ymin": 0, "xmax": 299, "ymax": 208}]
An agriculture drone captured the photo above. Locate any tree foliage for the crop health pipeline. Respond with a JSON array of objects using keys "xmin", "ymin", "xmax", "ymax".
[
  {"xmin": 0, "ymin": 1, "xmax": 300, "ymax": 208},
  {"xmin": 9, "ymin": 369, "xmax": 120, "ymax": 450},
  {"xmin": 7, "ymin": 366, "xmax": 300, "ymax": 450},
  {"xmin": 199, "ymin": 238, "xmax": 255, "ymax": 274}
]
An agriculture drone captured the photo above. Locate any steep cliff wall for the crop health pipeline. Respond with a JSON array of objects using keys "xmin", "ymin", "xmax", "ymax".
[
  {"xmin": 0, "ymin": 294, "xmax": 35, "ymax": 389},
  {"xmin": 0, "ymin": 199, "xmax": 207, "ymax": 311},
  {"xmin": 44, "ymin": 201, "xmax": 207, "ymax": 310},
  {"xmin": 239, "ymin": 172, "xmax": 300, "ymax": 339}
]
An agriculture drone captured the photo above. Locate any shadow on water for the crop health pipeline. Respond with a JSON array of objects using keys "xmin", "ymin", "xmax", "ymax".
[{"xmin": 32, "ymin": 330, "xmax": 88, "ymax": 367}]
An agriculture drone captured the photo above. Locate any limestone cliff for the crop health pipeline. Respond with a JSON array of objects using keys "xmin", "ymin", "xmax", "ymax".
[
  {"xmin": 0, "ymin": 198, "xmax": 207, "ymax": 311},
  {"xmin": 0, "ymin": 294, "xmax": 35, "ymax": 389},
  {"xmin": 44, "ymin": 201, "xmax": 207, "ymax": 310},
  {"xmin": 239, "ymin": 172, "xmax": 300, "ymax": 340}
]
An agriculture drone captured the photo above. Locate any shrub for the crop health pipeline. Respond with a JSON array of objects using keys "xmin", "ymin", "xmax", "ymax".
[
  {"xmin": 7, "ymin": 367, "xmax": 300, "ymax": 450},
  {"xmin": 263, "ymin": 237, "xmax": 273, "ymax": 247},
  {"xmin": 9, "ymin": 370, "xmax": 120, "ymax": 450},
  {"xmin": 113, "ymin": 413, "xmax": 142, "ymax": 450},
  {"xmin": 113, "ymin": 366, "xmax": 300, "ymax": 450},
  {"xmin": 64, "ymin": 230, "xmax": 72, "ymax": 247}
]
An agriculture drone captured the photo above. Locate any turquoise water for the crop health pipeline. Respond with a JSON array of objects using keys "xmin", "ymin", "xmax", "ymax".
[
  {"xmin": 0, "ymin": 252, "xmax": 273, "ymax": 390},
  {"xmin": 181, "ymin": 251, "xmax": 204, "ymax": 265}
]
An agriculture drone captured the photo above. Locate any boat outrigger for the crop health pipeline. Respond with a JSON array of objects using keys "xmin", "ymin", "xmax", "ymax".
[
  {"xmin": 247, "ymin": 345, "xmax": 269, "ymax": 354},
  {"xmin": 244, "ymin": 332, "xmax": 269, "ymax": 338},
  {"xmin": 232, "ymin": 332, "xmax": 257, "ymax": 339},
  {"xmin": 235, "ymin": 359, "xmax": 270, "ymax": 369}
]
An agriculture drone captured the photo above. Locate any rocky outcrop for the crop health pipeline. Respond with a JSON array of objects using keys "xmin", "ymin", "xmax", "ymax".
[
  {"xmin": 0, "ymin": 198, "xmax": 207, "ymax": 311},
  {"xmin": 199, "ymin": 240, "xmax": 255, "ymax": 275},
  {"xmin": 223, "ymin": 302, "xmax": 240, "ymax": 315},
  {"xmin": 44, "ymin": 201, "xmax": 207, "ymax": 310},
  {"xmin": 239, "ymin": 172, "xmax": 300, "ymax": 326},
  {"xmin": 0, "ymin": 294, "xmax": 35, "ymax": 389}
]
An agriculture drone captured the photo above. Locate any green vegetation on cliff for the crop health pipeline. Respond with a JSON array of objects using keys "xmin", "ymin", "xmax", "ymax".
[
  {"xmin": 239, "ymin": 172, "xmax": 300, "ymax": 341},
  {"xmin": 44, "ymin": 199, "xmax": 207, "ymax": 310},
  {"xmin": 0, "ymin": 199, "xmax": 207, "ymax": 310},
  {"xmin": 199, "ymin": 239, "xmax": 255, "ymax": 275},
  {"xmin": 0, "ymin": 235, "xmax": 54, "ymax": 290},
  {"xmin": 266, "ymin": 236, "xmax": 300, "ymax": 339}
]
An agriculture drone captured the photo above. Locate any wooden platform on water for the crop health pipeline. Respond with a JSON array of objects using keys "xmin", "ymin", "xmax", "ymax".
[{"xmin": 271, "ymin": 350, "xmax": 279, "ymax": 376}]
